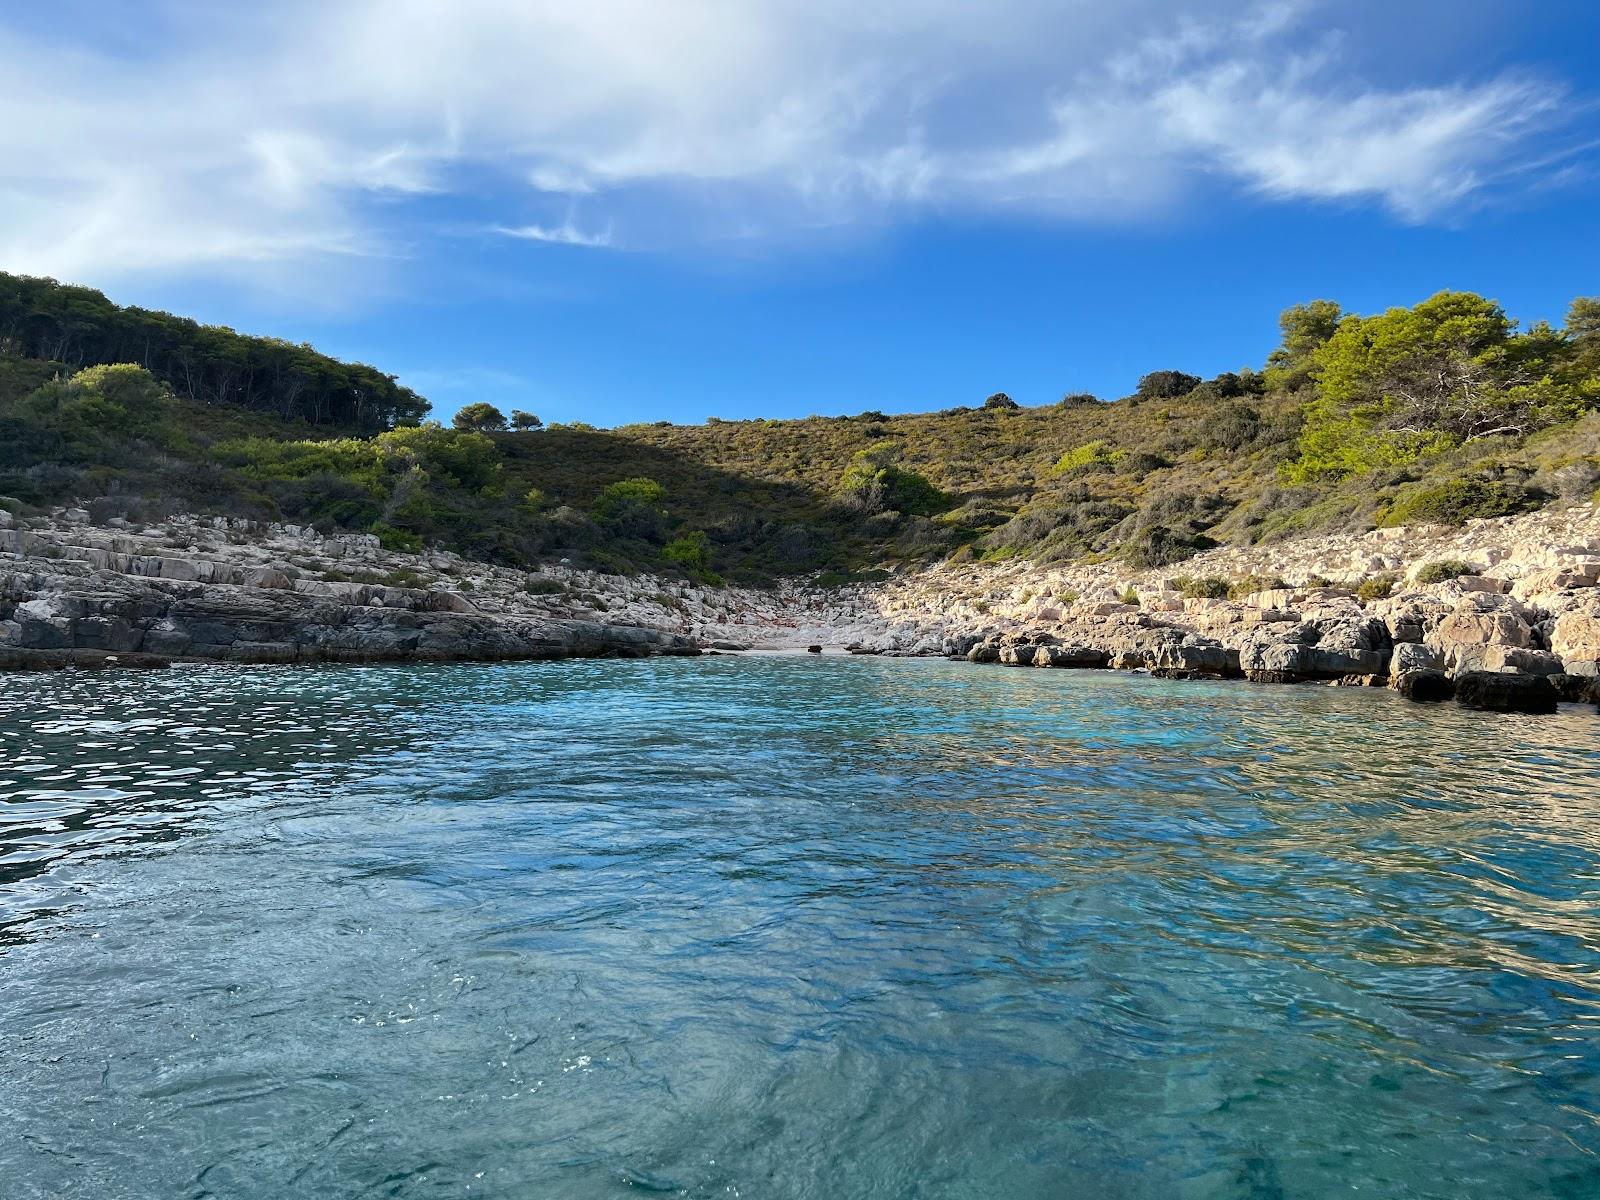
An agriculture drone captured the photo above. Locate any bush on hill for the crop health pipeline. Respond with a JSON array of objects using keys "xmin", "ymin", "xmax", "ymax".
[{"xmin": 2, "ymin": 285, "xmax": 1597, "ymax": 581}]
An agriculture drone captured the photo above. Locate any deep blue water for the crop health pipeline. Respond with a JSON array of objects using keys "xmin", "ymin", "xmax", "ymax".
[{"xmin": 2, "ymin": 657, "xmax": 1599, "ymax": 1199}]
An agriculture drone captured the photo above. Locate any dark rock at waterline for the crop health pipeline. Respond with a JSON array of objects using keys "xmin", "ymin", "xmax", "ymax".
[
  {"xmin": 1551, "ymin": 672, "xmax": 1600, "ymax": 705},
  {"xmin": 944, "ymin": 633, "xmax": 985, "ymax": 659},
  {"xmin": 1033, "ymin": 643, "xmax": 1110, "ymax": 669},
  {"xmin": 1393, "ymin": 669, "xmax": 1454, "ymax": 702},
  {"xmin": 1453, "ymin": 670, "xmax": 1558, "ymax": 714},
  {"xmin": 1152, "ymin": 639, "xmax": 1235, "ymax": 676},
  {"xmin": 807, "ymin": 644, "xmax": 823, "ymax": 654}
]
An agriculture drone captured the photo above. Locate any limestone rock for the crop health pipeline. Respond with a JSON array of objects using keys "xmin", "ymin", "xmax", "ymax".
[
  {"xmin": 1551, "ymin": 604, "xmax": 1600, "ymax": 663},
  {"xmin": 1482, "ymin": 646, "xmax": 1563, "ymax": 675},
  {"xmin": 1389, "ymin": 642, "xmax": 1442, "ymax": 675},
  {"xmin": 1033, "ymin": 644, "xmax": 1109, "ymax": 669},
  {"xmin": 1427, "ymin": 594, "xmax": 1537, "ymax": 671}
]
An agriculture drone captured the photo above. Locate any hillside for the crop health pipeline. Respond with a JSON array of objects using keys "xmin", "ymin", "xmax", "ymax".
[{"xmin": 2, "ymin": 274, "xmax": 1598, "ymax": 585}]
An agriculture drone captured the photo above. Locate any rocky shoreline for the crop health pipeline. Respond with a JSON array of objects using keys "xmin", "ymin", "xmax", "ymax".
[
  {"xmin": 3, "ymin": 503, "xmax": 1598, "ymax": 714},
  {"xmin": 0, "ymin": 511, "xmax": 701, "ymax": 669}
]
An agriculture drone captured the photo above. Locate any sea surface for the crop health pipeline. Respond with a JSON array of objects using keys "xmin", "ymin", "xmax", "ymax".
[{"xmin": 2, "ymin": 657, "xmax": 1599, "ymax": 1199}]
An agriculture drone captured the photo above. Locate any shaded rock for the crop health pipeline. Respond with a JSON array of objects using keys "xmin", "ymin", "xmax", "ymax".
[
  {"xmin": 1393, "ymin": 669, "xmax": 1453, "ymax": 702},
  {"xmin": 1552, "ymin": 673, "xmax": 1600, "ymax": 704},
  {"xmin": 1453, "ymin": 671, "xmax": 1558, "ymax": 714}
]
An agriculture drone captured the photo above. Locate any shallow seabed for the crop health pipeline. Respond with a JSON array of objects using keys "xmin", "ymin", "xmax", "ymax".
[{"xmin": 2, "ymin": 658, "xmax": 1599, "ymax": 1199}]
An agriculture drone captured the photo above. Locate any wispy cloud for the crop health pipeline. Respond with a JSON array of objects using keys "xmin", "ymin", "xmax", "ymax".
[
  {"xmin": 493, "ymin": 222, "xmax": 615, "ymax": 248},
  {"xmin": 0, "ymin": 0, "xmax": 1584, "ymax": 291}
]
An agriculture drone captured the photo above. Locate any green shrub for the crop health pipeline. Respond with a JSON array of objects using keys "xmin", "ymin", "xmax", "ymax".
[
  {"xmin": 836, "ymin": 444, "xmax": 948, "ymax": 516},
  {"xmin": 1136, "ymin": 371, "xmax": 1201, "ymax": 400},
  {"xmin": 1355, "ymin": 574, "xmax": 1397, "ymax": 602},
  {"xmin": 1119, "ymin": 586, "xmax": 1140, "ymax": 605},
  {"xmin": 1173, "ymin": 575, "xmax": 1229, "ymax": 599},
  {"xmin": 1414, "ymin": 559, "xmax": 1475, "ymax": 584},
  {"xmin": 1380, "ymin": 474, "xmax": 1543, "ymax": 527},
  {"xmin": 523, "ymin": 577, "xmax": 565, "ymax": 595},
  {"xmin": 978, "ymin": 544, "xmax": 1021, "ymax": 563},
  {"xmin": 1122, "ymin": 525, "xmax": 1209, "ymax": 568},
  {"xmin": 371, "ymin": 523, "xmax": 423, "ymax": 553},
  {"xmin": 1225, "ymin": 574, "xmax": 1287, "ymax": 600},
  {"xmin": 662, "ymin": 529, "xmax": 724, "ymax": 585},
  {"xmin": 594, "ymin": 476, "xmax": 666, "ymax": 515},
  {"xmin": 1119, "ymin": 451, "xmax": 1171, "ymax": 474},
  {"xmin": 1053, "ymin": 441, "xmax": 1118, "ymax": 473}
]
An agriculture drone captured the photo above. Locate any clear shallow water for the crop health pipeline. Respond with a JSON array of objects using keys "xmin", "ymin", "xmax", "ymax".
[{"xmin": 2, "ymin": 659, "xmax": 1599, "ymax": 1200}]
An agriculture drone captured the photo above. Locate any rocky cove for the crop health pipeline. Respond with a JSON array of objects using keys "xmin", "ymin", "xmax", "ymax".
[{"xmin": 3, "ymin": 502, "xmax": 1599, "ymax": 715}]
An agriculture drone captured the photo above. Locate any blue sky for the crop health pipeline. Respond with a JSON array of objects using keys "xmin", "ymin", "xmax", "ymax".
[{"xmin": 3, "ymin": 1, "xmax": 1597, "ymax": 426}]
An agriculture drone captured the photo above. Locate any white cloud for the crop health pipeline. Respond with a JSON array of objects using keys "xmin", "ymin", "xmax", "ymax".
[
  {"xmin": 0, "ymin": 0, "xmax": 1578, "ymax": 289},
  {"xmin": 494, "ymin": 223, "xmax": 615, "ymax": 248}
]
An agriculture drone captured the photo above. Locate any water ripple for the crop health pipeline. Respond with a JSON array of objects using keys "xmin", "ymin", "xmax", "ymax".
[{"xmin": 1, "ymin": 659, "xmax": 1598, "ymax": 1198}]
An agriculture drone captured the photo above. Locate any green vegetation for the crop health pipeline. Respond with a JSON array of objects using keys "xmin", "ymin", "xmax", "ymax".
[
  {"xmin": 453, "ymin": 403, "xmax": 508, "ymax": 432},
  {"xmin": 1414, "ymin": 560, "xmax": 1475, "ymax": 584},
  {"xmin": 1378, "ymin": 473, "xmax": 1543, "ymax": 527},
  {"xmin": 1054, "ymin": 441, "xmax": 1120, "ymax": 473},
  {"xmin": 1174, "ymin": 576, "xmax": 1229, "ymax": 599},
  {"xmin": 3, "ymin": 271, "xmax": 1598, "ymax": 583},
  {"xmin": 1226, "ymin": 574, "xmax": 1287, "ymax": 600},
  {"xmin": 1287, "ymin": 292, "xmax": 1596, "ymax": 482},
  {"xmin": 835, "ymin": 444, "xmax": 947, "ymax": 517},
  {"xmin": 1356, "ymin": 574, "xmax": 1397, "ymax": 603},
  {"xmin": 0, "ymin": 271, "xmax": 425, "ymax": 430},
  {"xmin": 661, "ymin": 530, "xmax": 724, "ymax": 585}
]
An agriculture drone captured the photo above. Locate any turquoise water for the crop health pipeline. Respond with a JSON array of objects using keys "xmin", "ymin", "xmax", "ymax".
[{"xmin": 2, "ymin": 658, "xmax": 1599, "ymax": 1199}]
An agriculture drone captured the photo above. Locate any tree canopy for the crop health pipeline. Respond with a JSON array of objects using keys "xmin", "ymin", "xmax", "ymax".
[
  {"xmin": 0, "ymin": 271, "xmax": 428, "ymax": 431},
  {"xmin": 1287, "ymin": 290, "xmax": 1598, "ymax": 480},
  {"xmin": 453, "ymin": 402, "xmax": 508, "ymax": 432}
]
